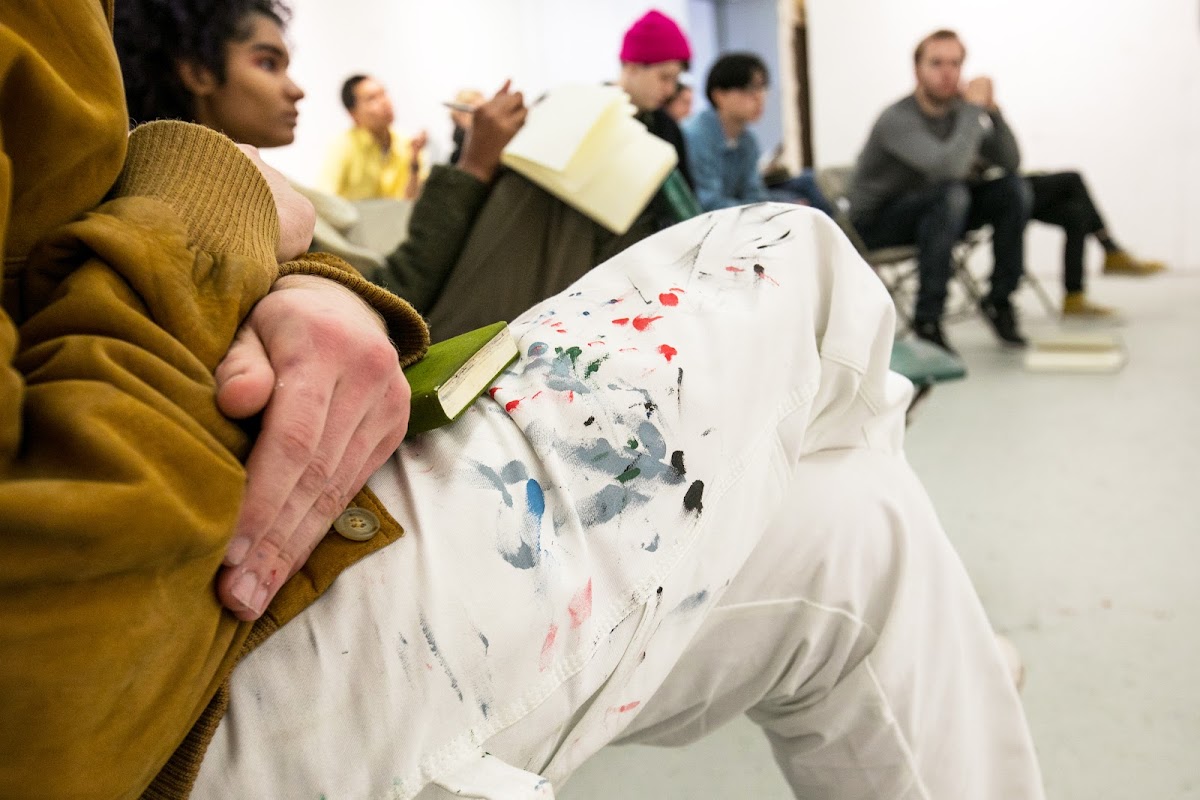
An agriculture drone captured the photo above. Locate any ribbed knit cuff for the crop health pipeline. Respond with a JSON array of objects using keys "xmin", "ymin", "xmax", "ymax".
[
  {"xmin": 279, "ymin": 252, "xmax": 430, "ymax": 367},
  {"xmin": 112, "ymin": 121, "xmax": 279, "ymax": 266}
]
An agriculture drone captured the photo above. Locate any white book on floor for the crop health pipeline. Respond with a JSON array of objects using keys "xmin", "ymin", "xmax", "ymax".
[
  {"xmin": 1024, "ymin": 333, "xmax": 1127, "ymax": 373},
  {"xmin": 501, "ymin": 84, "xmax": 678, "ymax": 235}
]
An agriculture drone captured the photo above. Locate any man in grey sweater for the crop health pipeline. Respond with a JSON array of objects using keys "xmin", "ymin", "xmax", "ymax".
[{"xmin": 848, "ymin": 29, "xmax": 1029, "ymax": 353}]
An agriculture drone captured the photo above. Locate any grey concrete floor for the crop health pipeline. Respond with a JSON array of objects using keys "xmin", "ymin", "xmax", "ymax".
[{"xmin": 559, "ymin": 270, "xmax": 1200, "ymax": 799}]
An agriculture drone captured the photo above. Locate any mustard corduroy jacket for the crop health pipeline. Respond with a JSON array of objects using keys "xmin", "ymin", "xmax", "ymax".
[{"xmin": 1, "ymin": 2, "xmax": 428, "ymax": 796}]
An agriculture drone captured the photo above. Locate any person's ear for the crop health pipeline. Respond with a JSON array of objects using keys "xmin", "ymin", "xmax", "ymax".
[{"xmin": 176, "ymin": 60, "xmax": 219, "ymax": 97}]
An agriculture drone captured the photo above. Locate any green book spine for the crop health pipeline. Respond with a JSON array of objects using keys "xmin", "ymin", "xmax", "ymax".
[
  {"xmin": 404, "ymin": 321, "xmax": 519, "ymax": 434},
  {"xmin": 660, "ymin": 168, "xmax": 704, "ymax": 223}
]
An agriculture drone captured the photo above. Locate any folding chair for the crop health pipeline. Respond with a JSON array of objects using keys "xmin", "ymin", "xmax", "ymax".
[{"xmin": 814, "ymin": 165, "xmax": 924, "ymax": 330}]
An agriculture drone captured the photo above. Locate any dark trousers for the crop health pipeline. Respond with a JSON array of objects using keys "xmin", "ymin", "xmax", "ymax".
[
  {"xmin": 855, "ymin": 175, "xmax": 1029, "ymax": 322},
  {"xmin": 1026, "ymin": 171, "xmax": 1107, "ymax": 293}
]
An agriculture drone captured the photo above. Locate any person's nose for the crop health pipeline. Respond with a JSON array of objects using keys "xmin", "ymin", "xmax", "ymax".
[{"xmin": 285, "ymin": 77, "xmax": 305, "ymax": 102}]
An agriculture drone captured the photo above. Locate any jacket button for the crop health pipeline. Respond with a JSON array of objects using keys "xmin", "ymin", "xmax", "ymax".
[{"xmin": 334, "ymin": 508, "xmax": 380, "ymax": 542}]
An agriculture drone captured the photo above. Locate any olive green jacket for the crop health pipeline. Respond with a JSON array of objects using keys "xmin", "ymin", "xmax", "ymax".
[{"xmin": 1, "ymin": 3, "xmax": 427, "ymax": 797}]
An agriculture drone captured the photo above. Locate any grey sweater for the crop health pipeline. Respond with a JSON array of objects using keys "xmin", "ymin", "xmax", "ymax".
[{"xmin": 848, "ymin": 95, "xmax": 1021, "ymax": 223}]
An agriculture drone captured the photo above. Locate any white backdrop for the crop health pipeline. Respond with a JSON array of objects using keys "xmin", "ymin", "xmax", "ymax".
[
  {"xmin": 264, "ymin": 0, "xmax": 689, "ymax": 184},
  {"xmin": 806, "ymin": 0, "xmax": 1200, "ymax": 272},
  {"xmin": 265, "ymin": 0, "xmax": 1200, "ymax": 272}
]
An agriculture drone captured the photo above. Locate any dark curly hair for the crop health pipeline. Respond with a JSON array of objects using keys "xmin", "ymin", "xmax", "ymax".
[{"xmin": 114, "ymin": 0, "xmax": 291, "ymax": 126}]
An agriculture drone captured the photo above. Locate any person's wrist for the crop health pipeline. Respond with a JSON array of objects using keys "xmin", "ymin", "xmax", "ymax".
[
  {"xmin": 456, "ymin": 153, "xmax": 499, "ymax": 184},
  {"xmin": 270, "ymin": 274, "xmax": 388, "ymax": 333}
]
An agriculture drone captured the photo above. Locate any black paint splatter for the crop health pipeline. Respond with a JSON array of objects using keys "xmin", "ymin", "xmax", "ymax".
[
  {"xmin": 670, "ymin": 450, "xmax": 686, "ymax": 477},
  {"xmin": 753, "ymin": 264, "xmax": 766, "ymax": 277},
  {"xmin": 683, "ymin": 480, "xmax": 705, "ymax": 514},
  {"xmin": 584, "ymin": 416, "xmax": 596, "ymax": 426}
]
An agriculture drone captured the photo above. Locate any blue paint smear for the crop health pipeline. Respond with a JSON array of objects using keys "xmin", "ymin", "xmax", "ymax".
[
  {"xmin": 420, "ymin": 615, "xmax": 464, "ymax": 701},
  {"xmin": 526, "ymin": 479, "xmax": 545, "ymax": 520},
  {"xmin": 527, "ymin": 341, "xmax": 550, "ymax": 358},
  {"xmin": 502, "ymin": 540, "xmax": 537, "ymax": 570},
  {"xmin": 673, "ymin": 589, "xmax": 710, "ymax": 613},
  {"xmin": 476, "ymin": 464, "xmax": 514, "ymax": 508},
  {"xmin": 500, "ymin": 460, "xmax": 529, "ymax": 484},
  {"xmin": 643, "ymin": 533, "xmax": 660, "ymax": 552}
]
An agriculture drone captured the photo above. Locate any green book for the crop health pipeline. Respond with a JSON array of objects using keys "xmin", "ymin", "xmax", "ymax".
[
  {"xmin": 404, "ymin": 322, "xmax": 519, "ymax": 434},
  {"xmin": 660, "ymin": 167, "xmax": 704, "ymax": 223}
]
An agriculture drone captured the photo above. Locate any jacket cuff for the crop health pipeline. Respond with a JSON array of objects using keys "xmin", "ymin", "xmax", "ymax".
[
  {"xmin": 279, "ymin": 252, "xmax": 430, "ymax": 366},
  {"xmin": 111, "ymin": 121, "xmax": 279, "ymax": 266}
]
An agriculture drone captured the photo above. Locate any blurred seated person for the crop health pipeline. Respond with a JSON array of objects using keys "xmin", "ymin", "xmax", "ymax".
[
  {"xmin": 683, "ymin": 53, "xmax": 833, "ymax": 216},
  {"xmin": 448, "ymin": 87, "xmax": 484, "ymax": 165},
  {"xmin": 323, "ymin": 74, "xmax": 428, "ymax": 201},
  {"xmin": 382, "ymin": 7, "xmax": 702, "ymax": 340},
  {"xmin": 1025, "ymin": 170, "xmax": 1165, "ymax": 317},
  {"xmin": 848, "ymin": 30, "xmax": 1029, "ymax": 353}
]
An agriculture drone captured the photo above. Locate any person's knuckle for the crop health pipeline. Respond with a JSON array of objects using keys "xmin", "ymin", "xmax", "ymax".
[
  {"xmin": 295, "ymin": 454, "xmax": 336, "ymax": 497},
  {"xmin": 311, "ymin": 482, "xmax": 350, "ymax": 521},
  {"xmin": 358, "ymin": 339, "xmax": 400, "ymax": 376},
  {"xmin": 277, "ymin": 418, "xmax": 321, "ymax": 462}
]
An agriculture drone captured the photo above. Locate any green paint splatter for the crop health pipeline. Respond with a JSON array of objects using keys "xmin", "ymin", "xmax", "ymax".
[
  {"xmin": 616, "ymin": 465, "xmax": 641, "ymax": 483},
  {"xmin": 626, "ymin": 438, "xmax": 638, "ymax": 450},
  {"xmin": 584, "ymin": 357, "xmax": 605, "ymax": 378},
  {"xmin": 555, "ymin": 345, "xmax": 582, "ymax": 366}
]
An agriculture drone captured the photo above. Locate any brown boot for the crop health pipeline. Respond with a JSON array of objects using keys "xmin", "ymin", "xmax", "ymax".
[
  {"xmin": 1103, "ymin": 250, "xmax": 1166, "ymax": 276},
  {"xmin": 1063, "ymin": 291, "xmax": 1116, "ymax": 317}
]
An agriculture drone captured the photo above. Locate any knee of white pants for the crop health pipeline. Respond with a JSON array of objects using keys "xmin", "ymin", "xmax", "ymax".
[{"xmin": 616, "ymin": 447, "xmax": 932, "ymax": 747}]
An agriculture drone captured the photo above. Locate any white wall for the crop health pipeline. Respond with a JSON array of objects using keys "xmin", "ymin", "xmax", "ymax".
[
  {"xmin": 264, "ymin": 0, "xmax": 690, "ymax": 183},
  {"xmin": 807, "ymin": 0, "xmax": 1200, "ymax": 271}
]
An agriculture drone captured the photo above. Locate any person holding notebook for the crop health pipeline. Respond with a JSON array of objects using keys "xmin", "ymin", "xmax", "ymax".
[{"xmin": 6, "ymin": 2, "xmax": 1050, "ymax": 796}]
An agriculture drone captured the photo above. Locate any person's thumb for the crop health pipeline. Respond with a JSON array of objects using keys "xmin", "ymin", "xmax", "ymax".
[{"xmin": 215, "ymin": 323, "xmax": 276, "ymax": 419}]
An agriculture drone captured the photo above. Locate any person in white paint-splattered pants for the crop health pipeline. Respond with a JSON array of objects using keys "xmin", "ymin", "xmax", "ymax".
[{"xmin": 194, "ymin": 204, "xmax": 1045, "ymax": 799}]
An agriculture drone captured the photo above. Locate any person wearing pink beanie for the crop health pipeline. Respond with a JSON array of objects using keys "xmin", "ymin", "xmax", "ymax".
[{"xmin": 618, "ymin": 8, "xmax": 696, "ymax": 190}]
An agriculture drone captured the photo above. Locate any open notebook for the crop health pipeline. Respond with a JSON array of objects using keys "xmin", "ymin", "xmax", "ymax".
[{"xmin": 501, "ymin": 84, "xmax": 678, "ymax": 235}]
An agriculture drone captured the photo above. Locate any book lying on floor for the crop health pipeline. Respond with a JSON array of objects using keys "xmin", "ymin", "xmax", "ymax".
[
  {"xmin": 501, "ymin": 84, "xmax": 679, "ymax": 235},
  {"xmin": 404, "ymin": 322, "xmax": 519, "ymax": 434},
  {"xmin": 1023, "ymin": 333, "xmax": 1127, "ymax": 373}
]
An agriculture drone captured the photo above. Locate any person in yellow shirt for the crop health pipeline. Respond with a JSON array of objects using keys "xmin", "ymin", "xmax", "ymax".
[{"xmin": 323, "ymin": 74, "xmax": 428, "ymax": 200}]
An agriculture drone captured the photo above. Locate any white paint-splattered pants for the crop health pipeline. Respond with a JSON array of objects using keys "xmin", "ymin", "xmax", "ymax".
[{"xmin": 194, "ymin": 205, "xmax": 1044, "ymax": 799}]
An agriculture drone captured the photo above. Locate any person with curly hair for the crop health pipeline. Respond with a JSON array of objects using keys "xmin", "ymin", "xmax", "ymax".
[{"xmin": 116, "ymin": 0, "xmax": 303, "ymax": 147}]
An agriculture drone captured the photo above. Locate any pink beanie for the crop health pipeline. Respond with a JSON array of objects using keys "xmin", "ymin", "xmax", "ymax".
[{"xmin": 620, "ymin": 10, "xmax": 692, "ymax": 66}]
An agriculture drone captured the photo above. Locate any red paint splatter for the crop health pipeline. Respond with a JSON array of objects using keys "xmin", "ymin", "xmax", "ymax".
[
  {"xmin": 505, "ymin": 399, "xmax": 522, "ymax": 412},
  {"xmin": 554, "ymin": 329, "xmax": 568, "ymax": 334},
  {"xmin": 658, "ymin": 344, "xmax": 678, "ymax": 362},
  {"xmin": 488, "ymin": 388, "xmax": 501, "ymax": 399},
  {"xmin": 567, "ymin": 390, "xmax": 575, "ymax": 403},
  {"xmin": 632, "ymin": 315, "xmax": 662, "ymax": 332},
  {"xmin": 725, "ymin": 266, "xmax": 745, "ymax": 273},
  {"xmin": 658, "ymin": 292, "xmax": 679, "ymax": 306},
  {"xmin": 532, "ymin": 391, "xmax": 543, "ymax": 400},
  {"xmin": 539, "ymin": 623, "xmax": 559, "ymax": 671},
  {"xmin": 613, "ymin": 701, "xmax": 641, "ymax": 713},
  {"xmin": 588, "ymin": 340, "xmax": 606, "ymax": 347},
  {"xmin": 670, "ymin": 287, "xmax": 686, "ymax": 293},
  {"xmin": 612, "ymin": 317, "xmax": 630, "ymax": 326},
  {"xmin": 568, "ymin": 579, "xmax": 593, "ymax": 628},
  {"xmin": 619, "ymin": 347, "xmax": 639, "ymax": 353}
]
